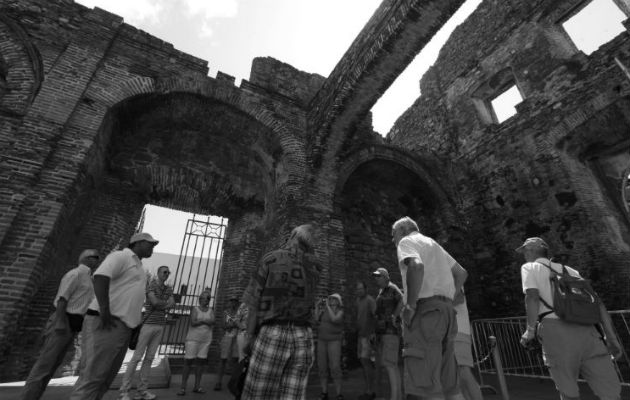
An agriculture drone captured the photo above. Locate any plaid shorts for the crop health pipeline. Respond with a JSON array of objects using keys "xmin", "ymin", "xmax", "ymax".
[{"xmin": 241, "ymin": 324, "xmax": 314, "ymax": 400}]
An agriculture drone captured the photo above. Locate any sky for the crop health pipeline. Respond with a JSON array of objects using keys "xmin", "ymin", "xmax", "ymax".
[
  {"xmin": 73, "ymin": 0, "xmax": 627, "ymax": 253},
  {"xmin": 75, "ymin": 0, "xmax": 485, "ymax": 134}
]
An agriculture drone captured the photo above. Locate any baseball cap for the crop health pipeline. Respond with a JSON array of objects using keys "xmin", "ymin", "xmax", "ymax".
[
  {"xmin": 129, "ymin": 232, "xmax": 159, "ymax": 245},
  {"xmin": 372, "ymin": 267, "xmax": 389, "ymax": 279},
  {"xmin": 515, "ymin": 237, "xmax": 548, "ymax": 253}
]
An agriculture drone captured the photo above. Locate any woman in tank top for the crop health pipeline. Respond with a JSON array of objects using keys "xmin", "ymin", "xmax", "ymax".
[
  {"xmin": 178, "ymin": 291, "xmax": 215, "ymax": 395},
  {"xmin": 316, "ymin": 293, "xmax": 345, "ymax": 400}
]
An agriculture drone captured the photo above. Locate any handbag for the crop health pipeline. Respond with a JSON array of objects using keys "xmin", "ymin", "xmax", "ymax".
[
  {"xmin": 227, "ymin": 355, "xmax": 249, "ymax": 398},
  {"xmin": 129, "ymin": 311, "xmax": 153, "ymax": 350}
]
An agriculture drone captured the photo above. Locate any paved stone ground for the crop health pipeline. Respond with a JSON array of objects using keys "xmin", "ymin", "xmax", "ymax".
[{"xmin": 1, "ymin": 367, "xmax": 626, "ymax": 400}]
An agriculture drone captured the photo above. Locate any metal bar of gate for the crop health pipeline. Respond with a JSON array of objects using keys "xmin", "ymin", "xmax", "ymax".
[
  {"xmin": 470, "ymin": 310, "xmax": 629, "ymax": 387},
  {"xmin": 159, "ymin": 216, "xmax": 227, "ymax": 357}
]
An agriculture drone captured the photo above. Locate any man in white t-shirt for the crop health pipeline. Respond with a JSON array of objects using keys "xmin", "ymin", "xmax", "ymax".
[
  {"xmin": 22, "ymin": 249, "xmax": 100, "ymax": 400},
  {"xmin": 70, "ymin": 232, "xmax": 159, "ymax": 400},
  {"xmin": 517, "ymin": 237, "xmax": 621, "ymax": 400},
  {"xmin": 392, "ymin": 216, "xmax": 467, "ymax": 400}
]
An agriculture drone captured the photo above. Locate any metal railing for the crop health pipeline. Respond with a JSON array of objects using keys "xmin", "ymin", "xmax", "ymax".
[{"xmin": 470, "ymin": 310, "xmax": 630, "ymax": 392}]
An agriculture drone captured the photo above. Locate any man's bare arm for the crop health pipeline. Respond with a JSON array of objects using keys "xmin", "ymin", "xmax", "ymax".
[
  {"xmin": 452, "ymin": 262, "xmax": 468, "ymax": 304},
  {"xmin": 404, "ymin": 257, "xmax": 424, "ymax": 307},
  {"xmin": 93, "ymin": 275, "xmax": 114, "ymax": 330}
]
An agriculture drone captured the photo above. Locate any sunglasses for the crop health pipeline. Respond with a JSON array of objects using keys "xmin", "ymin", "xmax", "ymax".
[
  {"xmin": 87, "ymin": 255, "xmax": 100, "ymax": 260},
  {"xmin": 161, "ymin": 271, "xmax": 170, "ymax": 275}
]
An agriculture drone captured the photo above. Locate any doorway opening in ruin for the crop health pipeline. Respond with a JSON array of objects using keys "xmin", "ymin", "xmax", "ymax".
[
  {"xmin": 336, "ymin": 156, "xmax": 457, "ymax": 367},
  {"xmin": 137, "ymin": 204, "xmax": 228, "ymax": 357}
]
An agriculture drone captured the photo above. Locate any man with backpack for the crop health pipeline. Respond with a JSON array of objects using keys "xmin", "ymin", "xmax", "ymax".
[{"xmin": 517, "ymin": 237, "xmax": 622, "ymax": 400}]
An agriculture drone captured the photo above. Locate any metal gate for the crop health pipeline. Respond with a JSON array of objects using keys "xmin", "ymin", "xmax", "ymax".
[{"xmin": 159, "ymin": 214, "xmax": 228, "ymax": 357}]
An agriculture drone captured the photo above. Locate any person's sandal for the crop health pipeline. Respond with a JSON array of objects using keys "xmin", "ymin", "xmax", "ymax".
[
  {"xmin": 319, "ymin": 392, "xmax": 328, "ymax": 400},
  {"xmin": 192, "ymin": 387, "xmax": 205, "ymax": 394},
  {"xmin": 176, "ymin": 388, "xmax": 186, "ymax": 396},
  {"xmin": 336, "ymin": 395, "xmax": 344, "ymax": 400}
]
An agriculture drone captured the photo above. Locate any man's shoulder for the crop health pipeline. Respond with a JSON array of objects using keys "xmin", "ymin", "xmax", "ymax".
[
  {"xmin": 521, "ymin": 259, "xmax": 547, "ymax": 270},
  {"xmin": 550, "ymin": 262, "xmax": 580, "ymax": 277},
  {"xmin": 103, "ymin": 248, "xmax": 134, "ymax": 262},
  {"xmin": 261, "ymin": 248, "xmax": 288, "ymax": 265},
  {"xmin": 61, "ymin": 266, "xmax": 81, "ymax": 280}
]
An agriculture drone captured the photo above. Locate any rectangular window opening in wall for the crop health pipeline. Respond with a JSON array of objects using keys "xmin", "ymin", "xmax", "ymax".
[
  {"xmin": 490, "ymin": 85, "xmax": 523, "ymax": 124},
  {"xmin": 562, "ymin": 0, "xmax": 627, "ymax": 55}
]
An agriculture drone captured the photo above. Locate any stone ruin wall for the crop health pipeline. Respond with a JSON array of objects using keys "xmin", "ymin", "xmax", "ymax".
[
  {"xmin": 1, "ymin": 0, "xmax": 629, "ymax": 380},
  {"xmin": 390, "ymin": 0, "xmax": 630, "ymax": 314},
  {"xmin": 0, "ymin": 0, "xmax": 331, "ymax": 379}
]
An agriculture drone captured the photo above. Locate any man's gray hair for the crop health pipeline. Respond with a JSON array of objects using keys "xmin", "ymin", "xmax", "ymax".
[
  {"xmin": 78, "ymin": 249, "xmax": 98, "ymax": 264},
  {"xmin": 288, "ymin": 224, "xmax": 316, "ymax": 253},
  {"xmin": 392, "ymin": 216, "xmax": 419, "ymax": 235}
]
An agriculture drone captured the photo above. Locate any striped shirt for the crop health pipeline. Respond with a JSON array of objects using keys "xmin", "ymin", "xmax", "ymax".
[
  {"xmin": 54, "ymin": 264, "xmax": 94, "ymax": 315},
  {"xmin": 144, "ymin": 278, "xmax": 173, "ymax": 325}
]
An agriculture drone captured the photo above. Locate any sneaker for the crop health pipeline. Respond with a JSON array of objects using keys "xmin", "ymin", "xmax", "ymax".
[
  {"xmin": 133, "ymin": 391, "xmax": 157, "ymax": 400},
  {"xmin": 119, "ymin": 393, "xmax": 132, "ymax": 400}
]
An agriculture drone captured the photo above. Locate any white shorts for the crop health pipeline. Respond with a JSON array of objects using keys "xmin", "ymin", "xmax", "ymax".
[{"xmin": 185, "ymin": 337, "xmax": 212, "ymax": 359}]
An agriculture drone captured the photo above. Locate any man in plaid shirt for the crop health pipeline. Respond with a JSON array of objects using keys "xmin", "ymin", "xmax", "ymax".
[{"xmin": 241, "ymin": 224, "xmax": 321, "ymax": 400}]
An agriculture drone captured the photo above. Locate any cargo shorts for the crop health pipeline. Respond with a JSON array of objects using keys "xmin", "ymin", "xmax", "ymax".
[{"xmin": 402, "ymin": 296, "xmax": 459, "ymax": 398}]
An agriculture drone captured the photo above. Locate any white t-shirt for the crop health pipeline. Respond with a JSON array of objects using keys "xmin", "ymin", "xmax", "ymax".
[
  {"xmin": 88, "ymin": 248, "xmax": 147, "ymax": 328},
  {"xmin": 396, "ymin": 232, "xmax": 456, "ymax": 304},
  {"xmin": 520, "ymin": 257, "xmax": 581, "ymax": 319},
  {"xmin": 54, "ymin": 264, "xmax": 94, "ymax": 315}
]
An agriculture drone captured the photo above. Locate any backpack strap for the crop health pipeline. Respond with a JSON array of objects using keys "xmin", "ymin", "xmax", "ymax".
[{"xmin": 537, "ymin": 262, "xmax": 557, "ymax": 320}]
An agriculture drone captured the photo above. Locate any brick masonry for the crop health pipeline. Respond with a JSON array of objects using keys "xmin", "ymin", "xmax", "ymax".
[{"xmin": 0, "ymin": 0, "xmax": 629, "ymax": 381}]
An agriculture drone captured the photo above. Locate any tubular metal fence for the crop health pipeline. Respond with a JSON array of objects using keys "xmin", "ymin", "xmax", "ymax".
[{"xmin": 471, "ymin": 310, "xmax": 630, "ymax": 390}]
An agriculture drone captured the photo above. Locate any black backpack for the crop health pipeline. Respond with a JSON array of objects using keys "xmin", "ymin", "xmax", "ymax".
[{"xmin": 538, "ymin": 262, "xmax": 601, "ymax": 325}]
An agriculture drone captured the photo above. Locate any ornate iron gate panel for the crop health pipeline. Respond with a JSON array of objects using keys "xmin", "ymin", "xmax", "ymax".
[{"xmin": 159, "ymin": 215, "xmax": 227, "ymax": 357}]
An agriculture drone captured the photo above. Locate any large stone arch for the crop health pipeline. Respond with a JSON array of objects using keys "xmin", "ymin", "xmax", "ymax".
[
  {"xmin": 333, "ymin": 144, "xmax": 459, "ymax": 222},
  {"xmin": 89, "ymin": 75, "xmax": 307, "ymax": 193},
  {"xmin": 328, "ymin": 144, "xmax": 468, "ymax": 368}
]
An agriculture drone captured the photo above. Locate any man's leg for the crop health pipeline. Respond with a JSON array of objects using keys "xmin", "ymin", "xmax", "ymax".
[
  {"xmin": 98, "ymin": 338, "xmax": 129, "ymax": 400},
  {"xmin": 237, "ymin": 331, "xmax": 247, "ymax": 361},
  {"xmin": 279, "ymin": 326, "xmax": 313, "ymax": 400},
  {"xmin": 457, "ymin": 367, "xmax": 482, "ymax": 400},
  {"xmin": 381, "ymin": 335, "xmax": 401, "ymax": 400},
  {"xmin": 137, "ymin": 325, "xmax": 164, "ymax": 394},
  {"xmin": 538, "ymin": 320, "xmax": 582, "ymax": 400},
  {"xmin": 215, "ymin": 335, "xmax": 230, "ymax": 389},
  {"xmin": 120, "ymin": 325, "xmax": 153, "ymax": 395},
  {"xmin": 579, "ymin": 332, "xmax": 621, "ymax": 400},
  {"xmin": 69, "ymin": 316, "xmax": 130, "ymax": 400},
  {"xmin": 402, "ymin": 301, "xmax": 452, "ymax": 400},
  {"xmin": 241, "ymin": 325, "xmax": 292, "ymax": 399},
  {"xmin": 358, "ymin": 337, "xmax": 375, "ymax": 397},
  {"xmin": 22, "ymin": 315, "xmax": 74, "ymax": 400}
]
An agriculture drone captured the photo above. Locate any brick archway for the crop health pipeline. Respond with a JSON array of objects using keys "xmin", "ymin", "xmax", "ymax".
[
  {"xmin": 334, "ymin": 144, "xmax": 459, "ymax": 224},
  {"xmin": 91, "ymin": 75, "xmax": 307, "ymax": 192}
]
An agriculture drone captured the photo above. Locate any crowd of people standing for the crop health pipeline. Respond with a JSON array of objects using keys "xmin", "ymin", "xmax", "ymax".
[{"xmin": 19, "ymin": 217, "xmax": 623, "ymax": 400}]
